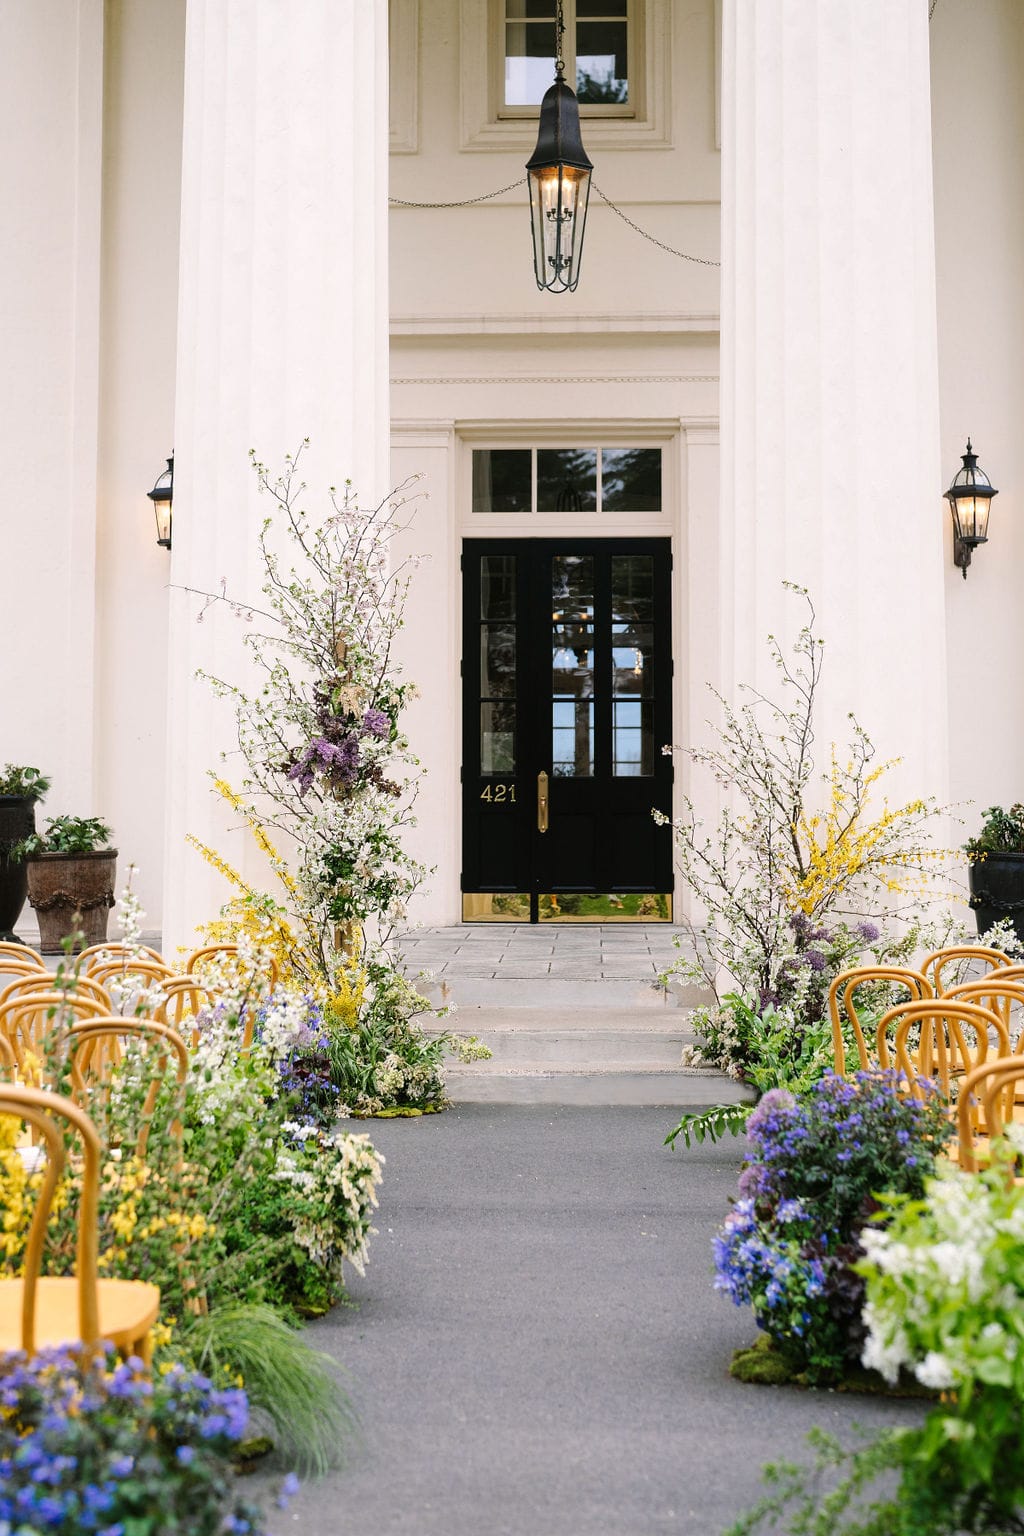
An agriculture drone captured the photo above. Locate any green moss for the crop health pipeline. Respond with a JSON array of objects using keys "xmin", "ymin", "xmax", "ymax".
[
  {"xmin": 729, "ymin": 1335, "xmax": 937, "ymax": 1397},
  {"xmin": 730, "ymin": 1336, "xmax": 802, "ymax": 1386}
]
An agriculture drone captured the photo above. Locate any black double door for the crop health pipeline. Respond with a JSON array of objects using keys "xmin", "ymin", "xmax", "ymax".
[{"xmin": 461, "ymin": 538, "xmax": 674, "ymax": 922}]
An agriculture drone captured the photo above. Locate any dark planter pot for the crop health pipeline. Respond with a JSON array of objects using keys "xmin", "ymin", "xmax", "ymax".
[
  {"xmin": 25, "ymin": 848, "xmax": 119, "ymax": 953},
  {"xmin": 0, "ymin": 795, "xmax": 38, "ymax": 943},
  {"xmin": 968, "ymin": 852, "xmax": 1024, "ymax": 950}
]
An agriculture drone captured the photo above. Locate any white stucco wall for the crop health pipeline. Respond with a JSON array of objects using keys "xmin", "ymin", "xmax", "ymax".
[{"xmin": 932, "ymin": 0, "xmax": 1024, "ymax": 833}]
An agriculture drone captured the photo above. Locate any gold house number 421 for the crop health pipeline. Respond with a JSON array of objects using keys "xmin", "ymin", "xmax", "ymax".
[{"xmin": 480, "ymin": 783, "xmax": 516, "ymax": 804}]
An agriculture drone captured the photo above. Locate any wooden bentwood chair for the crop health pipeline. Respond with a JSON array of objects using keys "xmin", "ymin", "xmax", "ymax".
[
  {"xmin": 827, "ymin": 966, "xmax": 932, "ymax": 1075},
  {"xmin": 67, "ymin": 1018, "xmax": 189, "ymax": 1159},
  {"xmin": 920, "ymin": 945, "xmax": 1011, "ymax": 998},
  {"xmin": 957, "ymin": 1055, "xmax": 1024, "ymax": 1174},
  {"xmin": 0, "ymin": 1085, "xmax": 160, "ymax": 1358}
]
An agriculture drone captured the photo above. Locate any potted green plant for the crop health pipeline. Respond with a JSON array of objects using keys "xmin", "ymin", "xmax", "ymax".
[
  {"xmin": 0, "ymin": 764, "xmax": 50, "ymax": 943},
  {"xmin": 17, "ymin": 814, "xmax": 117, "ymax": 952},
  {"xmin": 965, "ymin": 804, "xmax": 1024, "ymax": 949}
]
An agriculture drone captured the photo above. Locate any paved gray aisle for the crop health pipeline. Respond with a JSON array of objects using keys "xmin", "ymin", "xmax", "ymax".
[{"xmin": 268, "ymin": 1107, "xmax": 923, "ymax": 1536}]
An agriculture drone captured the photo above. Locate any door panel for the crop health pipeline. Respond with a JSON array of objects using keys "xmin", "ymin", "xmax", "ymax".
[{"xmin": 462, "ymin": 538, "xmax": 673, "ymax": 921}]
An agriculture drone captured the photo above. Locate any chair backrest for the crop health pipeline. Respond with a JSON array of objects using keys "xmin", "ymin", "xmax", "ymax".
[
  {"xmin": 186, "ymin": 944, "xmax": 279, "ymax": 988},
  {"xmin": 68, "ymin": 1017, "xmax": 189, "ymax": 1158},
  {"xmin": 79, "ymin": 942, "xmax": 165, "ymax": 975},
  {"xmin": 877, "ymin": 998, "xmax": 1009, "ymax": 1098},
  {"xmin": 0, "ymin": 1084, "xmax": 100, "ymax": 1351},
  {"xmin": 956, "ymin": 1054, "xmax": 1024, "ymax": 1172},
  {"xmin": 0, "ymin": 942, "xmax": 48, "ymax": 976},
  {"xmin": 0, "ymin": 1030, "xmax": 16, "ymax": 1074},
  {"xmin": 155, "ymin": 977, "xmax": 221, "ymax": 1047},
  {"xmin": 0, "ymin": 990, "xmax": 110, "ymax": 1076},
  {"xmin": 920, "ymin": 945, "xmax": 1011, "ymax": 997},
  {"xmin": 87, "ymin": 959, "xmax": 176, "ymax": 1018},
  {"xmin": 827, "ymin": 966, "xmax": 932, "ymax": 1074},
  {"xmin": 946, "ymin": 979, "xmax": 1024, "ymax": 1051},
  {"xmin": 0, "ymin": 973, "xmax": 112, "ymax": 1012}
]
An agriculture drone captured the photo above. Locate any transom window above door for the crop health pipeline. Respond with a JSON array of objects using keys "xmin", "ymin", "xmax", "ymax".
[
  {"xmin": 472, "ymin": 447, "xmax": 661, "ymax": 514},
  {"xmin": 503, "ymin": 1, "xmax": 633, "ymax": 113}
]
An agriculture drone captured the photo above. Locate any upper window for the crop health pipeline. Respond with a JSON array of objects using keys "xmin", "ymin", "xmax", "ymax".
[
  {"xmin": 459, "ymin": 0, "xmax": 671, "ymax": 153},
  {"xmin": 503, "ymin": 2, "xmax": 632, "ymax": 114},
  {"xmin": 472, "ymin": 447, "xmax": 662, "ymax": 514}
]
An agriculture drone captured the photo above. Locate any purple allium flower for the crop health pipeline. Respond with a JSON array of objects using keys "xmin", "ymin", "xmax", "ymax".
[
  {"xmin": 857, "ymin": 921, "xmax": 881, "ymax": 943},
  {"xmin": 804, "ymin": 949, "xmax": 827, "ymax": 973},
  {"xmin": 362, "ymin": 707, "xmax": 390, "ymax": 739}
]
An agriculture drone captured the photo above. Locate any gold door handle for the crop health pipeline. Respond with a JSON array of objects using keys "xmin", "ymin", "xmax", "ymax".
[{"xmin": 537, "ymin": 771, "xmax": 549, "ymax": 834}]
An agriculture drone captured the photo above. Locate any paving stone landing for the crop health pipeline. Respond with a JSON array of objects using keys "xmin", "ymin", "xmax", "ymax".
[{"xmin": 396, "ymin": 924, "xmax": 752, "ymax": 1108}]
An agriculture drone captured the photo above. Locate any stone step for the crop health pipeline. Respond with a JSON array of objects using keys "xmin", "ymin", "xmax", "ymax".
[
  {"xmin": 443, "ymin": 1026, "xmax": 692, "ymax": 1067},
  {"xmin": 417, "ymin": 975, "xmax": 709, "ymax": 1010},
  {"xmin": 442, "ymin": 1063, "xmax": 754, "ymax": 1107},
  {"xmin": 441, "ymin": 1005, "xmax": 694, "ymax": 1031}
]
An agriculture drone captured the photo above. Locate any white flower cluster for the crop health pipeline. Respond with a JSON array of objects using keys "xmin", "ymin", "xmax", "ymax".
[
  {"xmin": 860, "ymin": 1166, "xmax": 1024, "ymax": 1391},
  {"xmin": 274, "ymin": 1124, "xmax": 384, "ymax": 1279}
]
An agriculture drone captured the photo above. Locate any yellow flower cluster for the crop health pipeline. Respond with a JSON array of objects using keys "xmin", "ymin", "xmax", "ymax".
[
  {"xmin": 329, "ymin": 962, "xmax": 366, "ymax": 1031},
  {"xmin": 188, "ymin": 780, "xmax": 328, "ymax": 988},
  {"xmin": 785, "ymin": 757, "xmax": 951, "ymax": 917}
]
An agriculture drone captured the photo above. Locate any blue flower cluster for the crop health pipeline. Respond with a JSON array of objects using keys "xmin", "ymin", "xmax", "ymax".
[
  {"xmin": 277, "ymin": 1000, "xmax": 342, "ymax": 1130},
  {"xmin": 714, "ymin": 1069, "xmax": 950, "ymax": 1376},
  {"xmin": 713, "ymin": 1196, "xmax": 826, "ymax": 1337},
  {"xmin": 0, "ymin": 1345, "xmax": 269, "ymax": 1536}
]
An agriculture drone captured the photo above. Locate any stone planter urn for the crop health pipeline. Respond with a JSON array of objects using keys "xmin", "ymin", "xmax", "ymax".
[
  {"xmin": 969, "ymin": 853, "xmax": 1024, "ymax": 952},
  {"xmin": 26, "ymin": 849, "xmax": 119, "ymax": 953},
  {"xmin": 0, "ymin": 795, "xmax": 38, "ymax": 943}
]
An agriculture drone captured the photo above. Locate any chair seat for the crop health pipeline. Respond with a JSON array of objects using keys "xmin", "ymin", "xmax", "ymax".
[{"xmin": 0, "ymin": 1277, "xmax": 160, "ymax": 1353}]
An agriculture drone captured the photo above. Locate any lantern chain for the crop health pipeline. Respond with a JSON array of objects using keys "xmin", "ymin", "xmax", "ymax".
[
  {"xmin": 388, "ymin": 176, "xmax": 529, "ymax": 209},
  {"xmin": 591, "ymin": 183, "xmax": 720, "ymax": 266},
  {"xmin": 555, "ymin": 0, "xmax": 567, "ymax": 78},
  {"xmin": 389, "ymin": 179, "xmax": 721, "ymax": 266}
]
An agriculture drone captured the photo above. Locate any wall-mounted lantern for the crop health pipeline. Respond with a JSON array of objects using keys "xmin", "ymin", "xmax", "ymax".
[
  {"xmin": 147, "ymin": 454, "xmax": 173, "ymax": 550},
  {"xmin": 945, "ymin": 440, "xmax": 997, "ymax": 580},
  {"xmin": 525, "ymin": 1, "xmax": 593, "ymax": 294}
]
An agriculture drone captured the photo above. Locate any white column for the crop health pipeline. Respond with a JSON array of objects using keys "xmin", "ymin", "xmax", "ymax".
[
  {"xmin": 0, "ymin": 0, "xmax": 103, "ymax": 834},
  {"xmin": 163, "ymin": 0, "xmax": 390, "ymax": 950},
  {"xmin": 719, "ymin": 0, "xmax": 948, "ymax": 807}
]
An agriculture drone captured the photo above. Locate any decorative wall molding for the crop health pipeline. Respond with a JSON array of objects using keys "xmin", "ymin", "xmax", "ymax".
[
  {"xmin": 391, "ymin": 310, "xmax": 720, "ymax": 336},
  {"xmin": 454, "ymin": 416, "xmax": 689, "ymax": 443},
  {"xmin": 392, "ymin": 374, "xmax": 720, "ymax": 387},
  {"xmin": 389, "ymin": 0, "xmax": 419, "ymax": 153}
]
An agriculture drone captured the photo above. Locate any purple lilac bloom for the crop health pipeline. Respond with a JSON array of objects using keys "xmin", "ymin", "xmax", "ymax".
[
  {"xmin": 803, "ymin": 949, "xmax": 827, "ymax": 973},
  {"xmin": 362, "ymin": 707, "xmax": 390, "ymax": 738},
  {"xmin": 857, "ymin": 921, "xmax": 881, "ymax": 943}
]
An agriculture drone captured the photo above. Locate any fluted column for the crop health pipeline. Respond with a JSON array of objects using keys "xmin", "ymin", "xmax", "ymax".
[
  {"xmin": 719, "ymin": 0, "xmax": 948, "ymax": 808},
  {"xmin": 163, "ymin": 0, "xmax": 390, "ymax": 949}
]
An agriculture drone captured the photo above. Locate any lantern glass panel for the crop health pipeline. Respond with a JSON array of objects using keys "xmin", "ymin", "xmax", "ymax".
[
  {"xmin": 954, "ymin": 494, "xmax": 990, "ymax": 544},
  {"xmin": 528, "ymin": 164, "xmax": 591, "ymax": 293}
]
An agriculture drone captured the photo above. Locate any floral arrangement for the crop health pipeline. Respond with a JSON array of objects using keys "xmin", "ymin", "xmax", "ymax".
[
  {"xmin": 0, "ymin": 1346, "xmax": 278, "ymax": 1536},
  {"xmin": 183, "ymin": 447, "xmax": 486, "ymax": 1111},
  {"xmin": 726, "ymin": 1144, "xmax": 1024, "ymax": 1535},
  {"xmin": 188, "ymin": 446, "xmax": 427, "ymax": 967},
  {"xmin": 659, "ymin": 587, "xmax": 956, "ymax": 1087},
  {"xmin": 0, "ymin": 884, "xmax": 381, "ymax": 1467},
  {"xmin": 714, "ymin": 1073, "xmax": 950, "ymax": 1382}
]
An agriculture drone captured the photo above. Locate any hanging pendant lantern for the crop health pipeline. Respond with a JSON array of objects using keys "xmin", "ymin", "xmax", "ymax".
[{"xmin": 526, "ymin": 3, "xmax": 593, "ymax": 294}]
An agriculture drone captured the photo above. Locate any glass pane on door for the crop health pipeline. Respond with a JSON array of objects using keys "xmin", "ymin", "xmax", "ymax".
[{"xmin": 551, "ymin": 555, "xmax": 594, "ymax": 777}]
